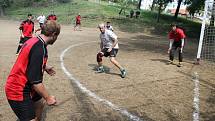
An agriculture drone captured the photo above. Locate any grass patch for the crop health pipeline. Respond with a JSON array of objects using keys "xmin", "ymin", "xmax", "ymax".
[{"xmin": 4, "ymin": 0, "xmax": 201, "ymax": 39}]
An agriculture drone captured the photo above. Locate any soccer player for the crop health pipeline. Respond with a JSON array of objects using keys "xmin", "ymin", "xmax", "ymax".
[
  {"xmin": 5, "ymin": 20, "xmax": 61, "ymax": 121},
  {"xmin": 16, "ymin": 14, "xmax": 34, "ymax": 55},
  {"xmin": 168, "ymin": 23, "xmax": 186, "ymax": 67},
  {"xmin": 74, "ymin": 13, "xmax": 81, "ymax": 31},
  {"xmin": 47, "ymin": 11, "xmax": 57, "ymax": 21},
  {"xmin": 106, "ymin": 21, "xmax": 114, "ymax": 31},
  {"xmin": 35, "ymin": 13, "xmax": 46, "ymax": 33},
  {"xmin": 96, "ymin": 23, "xmax": 126, "ymax": 78}
]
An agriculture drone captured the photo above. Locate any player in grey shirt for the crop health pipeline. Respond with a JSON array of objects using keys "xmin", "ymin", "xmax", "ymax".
[{"xmin": 96, "ymin": 23, "xmax": 126, "ymax": 78}]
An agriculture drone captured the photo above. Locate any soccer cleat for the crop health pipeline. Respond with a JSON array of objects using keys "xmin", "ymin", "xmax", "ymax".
[
  {"xmin": 177, "ymin": 62, "xmax": 182, "ymax": 67},
  {"xmin": 96, "ymin": 66, "xmax": 105, "ymax": 73},
  {"xmin": 120, "ymin": 69, "xmax": 126, "ymax": 78},
  {"xmin": 168, "ymin": 60, "xmax": 173, "ymax": 65}
]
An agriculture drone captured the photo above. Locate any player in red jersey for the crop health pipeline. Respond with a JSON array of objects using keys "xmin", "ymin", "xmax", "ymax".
[
  {"xmin": 74, "ymin": 13, "xmax": 81, "ymax": 31},
  {"xmin": 16, "ymin": 14, "xmax": 34, "ymax": 55},
  {"xmin": 168, "ymin": 23, "xmax": 186, "ymax": 67},
  {"xmin": 5, "ymin": 20, "xmax": 61, "ymax": 121}
]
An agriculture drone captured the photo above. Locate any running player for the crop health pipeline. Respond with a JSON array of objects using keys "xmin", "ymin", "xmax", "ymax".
[
  {"xmin": 74, "ymin": 13, "xmax": 81, "ymax": 31},
  {"xmin": 168, "ymin": 23, "xmax": 186, "ymax": 67},
  {"xmin": 5, "ymin": 20, "xmax": 61, "ymax": 121},
  {"xmin": 96, "ymin": 23, "xmax": 126, "ymax": 78},
  {"xmin": 16, "ymin": 14, "xmax": 34, "ymax": 55}
]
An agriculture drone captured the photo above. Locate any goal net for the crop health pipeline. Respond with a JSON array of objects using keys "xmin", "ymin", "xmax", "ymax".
[{"xmin": 197, "ymin": 0, "xmax": 215, "ymax": 67}]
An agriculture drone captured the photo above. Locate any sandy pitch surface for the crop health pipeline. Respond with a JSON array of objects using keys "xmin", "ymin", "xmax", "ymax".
[{"xmin": 0, "ymin": 20, "xmax": 214, "ymax": 121}]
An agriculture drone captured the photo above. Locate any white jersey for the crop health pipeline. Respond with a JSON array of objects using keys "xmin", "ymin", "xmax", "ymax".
[
  {"xmin": 106, "ymin": 25, "xmax": 114, "ymax": 31},
  {"xmin": 100, "ymin": 29, "xmax": 119, "ymax": 49},
  {"xmin": 37, "ymin": 15, "xmax": 46, "ymax": 24}
]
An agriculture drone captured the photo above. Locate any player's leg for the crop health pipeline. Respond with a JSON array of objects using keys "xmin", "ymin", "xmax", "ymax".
[
  {"xmin": 177, "ymin": 47, "xmax": 183, "ymax": 67},
  {"xmin": 109, "ymin": 49, "xmax": 126, "ymax": 78},
  {"xmin": 16, "ymin": 37, "xmax": 24, "ymax": 55},
  {"xmin": 34, "ymin": 99, "xmax": 45, "ymax": 121},
  {"xmin": 96, "ymin": 50, "xmax": 105, "ymax": 73},
  {"xmin": 33, "ymin": 93, "xmax": 45, "ymax": 121},
  {"xmin": 169, "ymin": 44, "xmax": 177, "ymax": 64}
]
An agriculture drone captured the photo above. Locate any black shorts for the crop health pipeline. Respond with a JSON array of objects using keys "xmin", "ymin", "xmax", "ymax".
[
  {"xmin": 8, "ymin": 99, "xmax": 35, "ymax": 121},
  {"xmin": 76, "ymin": 22, "xmax": 81, "ymax": 25},
  {"xmin": 7, "ymin": 93, "xmax": 42, "ymax": 121},
  {"xmin": 173, "ymin": 40, "xmax": 182, "ymax": 48},
  {"xmin": 102, "ymin": 48, "xmax": 118, "ymax": 57},
  {"xmin": 19, "ymin": 37, "xmax": 31, "ymax": 44},
  {"xmin": 39, "ymin": 23, "xmax": 43, "ymax": 28}
]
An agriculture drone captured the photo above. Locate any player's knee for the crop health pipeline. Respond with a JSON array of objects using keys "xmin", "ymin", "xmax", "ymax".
[
  {"xmin": 97, "ymin": 52, "xmax": 103, "ymax": 62},
  {"xmin": 110, "ymin": 57, "xmax": 115, "ymax": 62}
]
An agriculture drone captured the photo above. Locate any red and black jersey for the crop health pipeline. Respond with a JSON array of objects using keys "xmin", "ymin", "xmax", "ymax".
[
  {"xmin": 5, "ymin": 36, "xmax": 48, "ymax": 101},
  {"xmin": 76, "ymin": 15, "xmax": 81, "ymax": 24},
  {"xmin": 19, "ymin": 19, "xmax": 34, "ymax": 38},
  {"xmin": 169, "ymin": 28, "xmax": 186, "ymax": 42},
  {"xmin": 47, "ymin": 14, "xmax": 57, "ymax": 21}
]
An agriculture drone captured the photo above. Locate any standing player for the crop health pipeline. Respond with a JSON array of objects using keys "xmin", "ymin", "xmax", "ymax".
[
  {"xmin": 96, "ymin": 23, "xmax": 126, "ymax": 78},
  {"xmin": 106, "ymin": 21, "xmax": 114, "ymax": 31},
  {"xmin": 35, "ymin": 13, "xmax": 46, "ymax": 33},
  {"xmin": 74, "ymin": 13, "xmax": 81, "ymax": 31},
  {"xmin": 47, "ymin": 11, "xmax": 57, "ymax": 21},
  {"xmin": 5, "ymin": 20, "xmax": 61, "ymax": 121},
  {"xmin": 16, "ymin": 14, "xmax": 34, "ymax": 55},
  {"xmin": 168, "ymin": 23, "xmax": 186, "ymax": 67}
]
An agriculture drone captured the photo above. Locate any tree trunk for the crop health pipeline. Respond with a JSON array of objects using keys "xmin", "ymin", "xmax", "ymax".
[
  {"xmin": 174, "ymin": 0, "xmax": 182, "ymax": 19},
  {"xmin": 151, "ymin": 0, "xmax": 156, "ymax": 11},
  {"xmin": 157, "ymin": 2, "xmax": 162, "ymax": 23},
  {"xmin": 138, "ymin": 0, "xmax": 142, "ymax": 10},
  {"xmin": 0, "ymin": 6, "xmax": 5, "ymax": 16}
]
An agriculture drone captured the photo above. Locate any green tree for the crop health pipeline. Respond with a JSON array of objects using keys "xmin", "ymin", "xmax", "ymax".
[
  {"xmin": 154, "ymin": 0, "xmax": 172, "ymax": 22},
  {"xmin": 0, "ymin": 0, "xmax": 10, "ymax": 16},
  {"xmin": 137, "ymin": 0, "xmax": 142, "ymax": 9},
  {"xmin": 185, "ymin": 0, "xmax": 204, "ymax": 16},
  {"xmin": 174, "ymin": 0, "xmax": 183, "ymax": 19}
]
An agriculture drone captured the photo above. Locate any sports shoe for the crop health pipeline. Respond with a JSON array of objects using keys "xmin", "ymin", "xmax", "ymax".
[
  {"xmin": 177, "ymin": 62, "xmax": 182, "ymax": 67},
  {"xmin": 168, "ymin": 60, "xmax": 173, "ymax": 65},
  {"xmin": 96, "ymin": 66, "xmax": 105, "ymax": 73},
  {"xmin": 120, "ymin": 69, "xmax": 126, "ymax": 78}
]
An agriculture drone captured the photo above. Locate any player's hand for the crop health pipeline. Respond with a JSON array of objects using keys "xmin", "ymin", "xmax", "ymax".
[
  {"xmin": 46, "ymin": 95, "xmax": 57, "ymax": 106},
  {"xmin": 21, "ymin": 34, "xmax": 24, "ymax": 38},
  {"xmin": 167, "ymin": 48, "xmax": 171, "ymax": 54},
  {"xmin": 107, "ymin": 48, "xmax": 112, "ymax": 52},
  {"xmin": 45, "ymin": 66, "xmax": 56, "ymax": 76},
  {"xmin": 180, "ymin": 47, "xmax": 183, "ymax": 53}
]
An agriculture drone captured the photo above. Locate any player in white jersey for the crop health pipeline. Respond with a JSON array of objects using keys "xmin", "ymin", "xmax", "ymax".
[
  {"xmin": 35, "ymin": 13, "xmax": 46, "ymax": 33},
  {"xmin": 106, "ymin": 21, "xmax": 114, "ymax": 31},
  {"xmin": 96, "ymin": 23, "xmax": 126, "ymax": 78}
]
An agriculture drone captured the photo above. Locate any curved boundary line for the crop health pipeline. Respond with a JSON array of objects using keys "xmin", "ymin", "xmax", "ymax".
[{"xmin": 60, "ymin": 42, "xmax": 143, "ymax": 121}]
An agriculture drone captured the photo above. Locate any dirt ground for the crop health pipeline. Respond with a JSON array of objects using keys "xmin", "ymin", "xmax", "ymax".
[{"xmin": 0, "ymin": 19, "xmax": 215, "ymax": 121}]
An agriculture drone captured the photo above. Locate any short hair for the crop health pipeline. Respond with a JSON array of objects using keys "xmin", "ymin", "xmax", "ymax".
[
  {"xmin": 170, "ymin": 23, "xmax": 177, "ymax": 27},
  {"xmin": 107, "ymin": 21, "xmax": 110, "ymax": 24},
  {"xmin": 98, "ymin": 23, "xmax": 105, "ymax": 28},
  {"xmin": 28, "ymin": 14, "xmax": 32, "ymax": 17},
  {"xmin": 42, "ymin": 20, "xmax": 61, "ymax": 37}
]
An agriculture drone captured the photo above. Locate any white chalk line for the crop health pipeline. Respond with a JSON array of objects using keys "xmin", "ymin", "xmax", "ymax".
[
  {"xmin": 60, "ymin": 42, "xmax": 143, "ymax": 121},
  {"xmin": 192, "ymin": 72, "xmax": 200, "ymax": 121}
]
